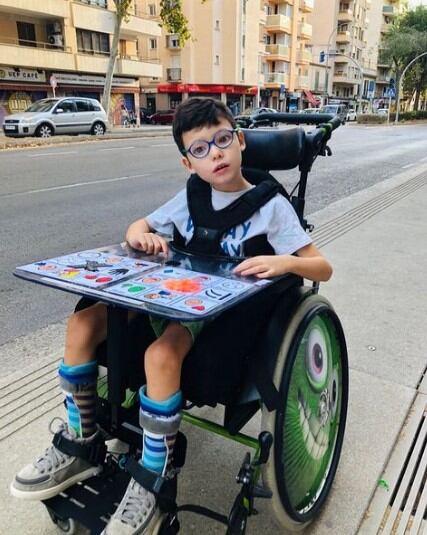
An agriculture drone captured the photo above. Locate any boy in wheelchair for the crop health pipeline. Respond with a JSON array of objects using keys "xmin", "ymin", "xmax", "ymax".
[{"xmin": 11, "ymin": 98, "xmax": 332, "ymax": 534}]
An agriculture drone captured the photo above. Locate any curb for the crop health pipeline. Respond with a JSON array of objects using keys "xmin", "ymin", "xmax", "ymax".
[{"xmin": 0, "ymin": 128, "xmax": 172, "ymax": 151}]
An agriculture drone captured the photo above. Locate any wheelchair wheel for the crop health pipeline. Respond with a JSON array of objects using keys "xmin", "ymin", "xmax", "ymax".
[{"xmin": 261, "ymin": 293, "xmax": 348, "ymax": 531}]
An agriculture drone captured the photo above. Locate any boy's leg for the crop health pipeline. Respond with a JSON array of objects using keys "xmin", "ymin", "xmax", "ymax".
[
  {"xmin": 103, "ymin": 322, "xmax": 192, "ymax": 535},
  {"xmin": 11, "ymin": 303, "xmax": 110, "ymax": 500}
]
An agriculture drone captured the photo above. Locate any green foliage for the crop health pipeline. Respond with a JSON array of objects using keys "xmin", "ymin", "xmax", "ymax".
[
  {"xmin": 391, "ymin": 110, "xmax": 427, "ymax": 121},
  {"xmin": 159, "ymin": 0, "xmax": 206, "ymax": 45},
  {"xmin": 113, "ymin": 0, "xmax": 133, "ymax": 21},
  {"xmin": 357, "ymin": 114, "xmax": 387, "ymax": 124}
]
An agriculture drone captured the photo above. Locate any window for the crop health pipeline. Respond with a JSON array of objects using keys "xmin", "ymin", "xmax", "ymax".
[
  {"xmin": 92, "ymin": 101, "xmax": 101, "ymax": 111},
  {"xmin": 149, "ymin": 3, "xmax": 156, "ymax": 16},
  {"xmin": 215, "ymin": 20, "xmax": 220, "ymax": 30},
  {"xmin": 215, "ymin": 55, "xmax": 220, "ymax": 65},
  {"xmin": 242, "ymin": 35, "xmax": 245, "ymax": 48},
  {"xmin": 76, "ymin": 29, "xmax": 110, "ymax": 54},
  {"xmin": 149, "ymin": 38, "xmax": 157, "ymax": 49},
  {"xmin": 76, "ymin": 99, "xmax": 90, "ymax": 112},
  {"xmin": 56, "ymin": 100, "xmax": 75, "ymax": 113},
  {"xmin": 241, "ymin": 68, "xmax": 245, "ymax": 81},
  {"xmin": 17, "ymin": 22, "xmax": 36, "ymax": 47},
  {"xmin": 314, "ymin": 71, "xmax": 320, "ymax": 90}
]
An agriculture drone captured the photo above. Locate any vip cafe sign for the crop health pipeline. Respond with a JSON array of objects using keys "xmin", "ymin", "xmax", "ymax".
[{"xmin": 0, "ymin": 66, "xmax": 46, "ymax": 83}]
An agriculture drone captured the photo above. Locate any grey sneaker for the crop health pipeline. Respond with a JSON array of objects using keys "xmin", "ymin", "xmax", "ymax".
[
  {"xmin": 10, "ymin": 418, "xmax": 103, "ymax": 501},
  {"xmin": 101, "ymin": 478, "xmax": 165, "ymax": 535}
]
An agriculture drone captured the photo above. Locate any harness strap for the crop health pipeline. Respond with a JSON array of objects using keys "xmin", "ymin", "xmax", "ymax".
[{"xmin": 53, "ymin": 431, "xmax": 107, "ymax": 466}]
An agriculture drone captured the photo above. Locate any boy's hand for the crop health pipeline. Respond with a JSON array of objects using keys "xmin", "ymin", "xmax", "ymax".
[
  {"xmin": 126, "ymin": 220, "xmax": 168, "ymax": 255},
  {"xmin": 233, "ymin": 255, "xmax": 291, "ymax": 279}
]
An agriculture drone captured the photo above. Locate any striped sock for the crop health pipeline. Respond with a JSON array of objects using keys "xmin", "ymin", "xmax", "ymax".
[
  {"xmin": 139, "ymin": 386, "xmax": 182, "ymax": 475},
  {"xmin": 58, "ymin": 360, "xmax": 98, "ymax": 438}
]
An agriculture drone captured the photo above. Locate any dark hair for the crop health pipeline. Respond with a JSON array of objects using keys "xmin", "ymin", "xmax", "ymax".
[{"xmin": 173, "ymin": 97, "xmax": 236, "ymax": 155}]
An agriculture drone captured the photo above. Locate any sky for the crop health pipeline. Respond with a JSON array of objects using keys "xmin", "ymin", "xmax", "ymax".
[{"xmin": 408, "ymin": 0, "xmax": 426, "ymax": 7}]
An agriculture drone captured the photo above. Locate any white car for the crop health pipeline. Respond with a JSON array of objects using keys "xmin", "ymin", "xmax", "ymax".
[
  {"xmin": 2, "ymin": 97, "xmax": 108, "ymax": 137},
  {"xmin": 376, "ymin": 108, "xmax": 389, "ymax": 116},
  {"xmin": 346, "ymin": 109, "xmax": 357, "ymax": 121}
]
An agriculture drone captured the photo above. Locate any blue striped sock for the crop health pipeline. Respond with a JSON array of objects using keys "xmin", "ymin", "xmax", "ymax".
[
  {"xmin": 59, "ymin": 360, "xmax": 98, "ymax": 438},
  {"xmin": 139, "ymin": 387, "xmax": 182, "ymax": 475}
]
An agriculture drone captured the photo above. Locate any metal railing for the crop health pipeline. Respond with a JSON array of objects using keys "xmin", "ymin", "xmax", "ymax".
[
  {"xmin": 0, "ymin": 36, "xmax": 71, "ymax": 53},
  {"xmin": 76, "ymin": 0, "xmax": 107, "ymax": 8}
]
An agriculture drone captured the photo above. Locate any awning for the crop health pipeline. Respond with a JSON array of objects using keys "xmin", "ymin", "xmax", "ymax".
[
  {"xmin": 303, "ymin": 89, "xmax": 319, "ymax": 107},
  {"xmin": 157, "ymin": 83, "xmax": 257, "ymax": 95}
]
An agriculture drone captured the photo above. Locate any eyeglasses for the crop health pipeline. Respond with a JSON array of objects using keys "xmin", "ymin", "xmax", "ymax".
[{"xmin": 183, "ymin": 128, "xmax": 238, "ymax": 159}]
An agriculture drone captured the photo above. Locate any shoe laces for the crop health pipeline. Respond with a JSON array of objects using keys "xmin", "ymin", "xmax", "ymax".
[
  {"xmin": 33, "ymin": 417, "xmax": 75, "ymax": 474},
  {"xmin": 114, "ymin": 478, "xmax": 155, "ymax": 529}
]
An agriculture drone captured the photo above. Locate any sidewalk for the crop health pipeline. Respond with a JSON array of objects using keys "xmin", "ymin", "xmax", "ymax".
[
  {"xmin": 0, "ymin": 164, "xmax": 426, "ymax": 534},
  {"xmin": 0, "ymin": 125, "xmax": 172, "ymax": 150}
]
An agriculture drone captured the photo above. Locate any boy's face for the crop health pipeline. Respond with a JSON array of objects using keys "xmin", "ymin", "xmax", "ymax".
[{"xmin": 181, "ymin": 118, "xmax": 247, "ymax": 192}]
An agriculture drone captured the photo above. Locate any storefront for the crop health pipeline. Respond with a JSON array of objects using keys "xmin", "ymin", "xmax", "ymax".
[
  {"xmin": 151, "ymin": 83, "xmax": 257, "ymax": 113},
  {"xmin": 0, "ymin": 66, "xmax": 48, "ymax": 123},
  {"xmin": 50, "ymin": 72, "xmax": 139, "ymax": 125}
]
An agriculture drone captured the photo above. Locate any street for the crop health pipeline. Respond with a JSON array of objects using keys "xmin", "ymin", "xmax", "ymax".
[{"xmin": 0, "ymin": 123, "xmax": 426, "ymax": 356}]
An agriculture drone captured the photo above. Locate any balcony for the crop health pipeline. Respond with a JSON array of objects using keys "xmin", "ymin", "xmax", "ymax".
[
  {"xmin": 301, "ymin": 0, "xmax": 314, "ymax": 12},
  {"xmin": 265, "ymin": 44, "xmax": 290, "ymax": 61},
  {"xmin": 383, "ymin": 5, "xmax": 397, "ymax": 16},
  {"xmin": 166, "ymin": 34, "xmax": 181, "ymax": 49},
  {"xmin": 166, "ymin": 67, "xmax": 182, "ymax": 81},
  {"xmin": 75, "ymin": 51, "xmax": 161, "ymax": 77},
  {"xmin": 296, "ymin": 75, "xmax": 309, "ymax": 88},
  {"xmin": 72, "ymin": 2, "xmax": 161, "ymax": 37},
  {"xmin": 265, "ymin": 72, "xmax": 289, "ymax": 87},
  {"xmin": 0, "ymin": 37, "xmax": 74, "ymax": 70},
  {"xmin": 265, "ymin": 14, "xmax": 291, "ymax": 33},
  {"xmin": 381, "ymin": 22, "xmax": 392, "ymax": 34},
  {"xmin": 299, "ymin": 22, "xmax": 312, "ymax": 39},
  {"xmin": 297, "ymin": 49, "xmax": 312, "ymax": 63},
  {"xmin": 333, "ymin": 71, "xmax": 358, "ymax": 84},
  {"xmin": 376, "ymin": 75, "xmax": 391, "ymax": 84},
  {"xmin": 338, "ymin": 8, "xmax": 353, "ymax": 22},
  {"xmin": 0, "ymin": 0, "xmax": 68, "ymax": 17},
  {"xmin": 336, "ymin": 30, "xmax": 351, "ymax": 43}
]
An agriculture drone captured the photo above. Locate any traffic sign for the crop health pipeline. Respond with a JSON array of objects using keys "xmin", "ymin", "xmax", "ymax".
[{"xmin": 385, "ymin": 87, "xmax": 396, "ymax": 98}]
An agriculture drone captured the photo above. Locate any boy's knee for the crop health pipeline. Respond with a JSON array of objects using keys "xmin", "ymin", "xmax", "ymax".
[
  {"xmin": 67, "ymin": 306, "xmax": 105, "ymax": 342},
  {"xmin": 145, "ymin": 340, "xmax": 181, "ymax": 374}
]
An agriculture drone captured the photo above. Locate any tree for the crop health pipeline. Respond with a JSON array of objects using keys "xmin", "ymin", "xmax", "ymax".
[
  {"xmin": 380, "ymin": 6, "xmax": 427, "ymax": 111},
  {"xmin": 101, "ymin": 0, "xmax": 133, "ymax": 117},
  {"xmin": 102, "ymin": 0, "xmax": 204, "ymax": 120}
]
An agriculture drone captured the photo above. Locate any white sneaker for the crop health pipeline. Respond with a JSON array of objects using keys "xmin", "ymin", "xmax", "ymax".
[{"xmin": 102, "ymin": 477, "xmax": 165, "ymax": 535}]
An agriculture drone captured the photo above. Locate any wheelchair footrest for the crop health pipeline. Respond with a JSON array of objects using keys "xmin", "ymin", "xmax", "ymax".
[{"xmin": 43, "ymin": 456, "xmax": 131, "ymax": 534}]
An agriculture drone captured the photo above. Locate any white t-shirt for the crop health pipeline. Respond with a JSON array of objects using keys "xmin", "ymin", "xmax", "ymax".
[{"xmin": 146, "ymin": 185, "xmax": 312, "ymax": 257}]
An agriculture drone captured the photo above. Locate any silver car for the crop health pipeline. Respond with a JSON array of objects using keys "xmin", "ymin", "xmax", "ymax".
[{"xmin": 2, "ymin": 97, "xmax": 108, "ymax": 137}]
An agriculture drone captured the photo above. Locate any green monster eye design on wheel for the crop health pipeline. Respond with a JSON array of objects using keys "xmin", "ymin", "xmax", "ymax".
[
  {"xmin": 282, "ymin": 314, "xmax": 342, "ymax": 511},
  {"xmin": 305, "ymin": 327, "xmax": 328, "ymax": 391}
]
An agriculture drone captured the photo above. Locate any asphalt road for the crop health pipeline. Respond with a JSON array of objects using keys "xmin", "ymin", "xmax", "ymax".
[{"xmin": 1, "ymin": 123, "xmax": 426, "ymax": 348}]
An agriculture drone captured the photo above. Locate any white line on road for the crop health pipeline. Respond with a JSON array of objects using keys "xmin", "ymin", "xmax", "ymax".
[
  {"xmin": 401, "ymin": 163, "xmax": 415, "ymax": 169},
  {"xmin": 0, "ymin": 173, "xmax": 150, "ymax": 199},
  {"xmin": 27, "ymin": 151, "xmax": 77, "ymax": 158},
  {"xmin": 150, "ymin": 143, "xmax": 175, "ymax": 147},
  {"xmin": 98, "ymin": 146, "xmax": 135, "ymax": 152},
  {"xmin": 420, "ymin": 156, "xmax": 427, "ymax": 162}
]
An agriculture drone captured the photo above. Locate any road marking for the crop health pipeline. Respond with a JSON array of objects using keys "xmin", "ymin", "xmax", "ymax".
[
  {"xmin": 419, "ymin": 156, "xmax": 427, "ymax": 162},
  {"xmin": 0, "ymin": 174, "xmax": 150, "ymax": 199},
  {"xmin": 98, "ymin": 146, "xmax": 135, "ymax": 152},
  {"xmin": 401, "ymin": 163, "xmax": 415, "ymax": 169},
  {"xmin": 27, "ymin": 151, "xmax": 77, "ymax": 158},
  {"xmin": 150, "ymin": 143, "xmax": 175, "ymax": 147}
]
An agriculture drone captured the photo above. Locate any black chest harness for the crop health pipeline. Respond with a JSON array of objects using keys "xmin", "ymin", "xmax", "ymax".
[{"xmin": 172, "ymin": 167, "xmax": 288, "ymax": 258}]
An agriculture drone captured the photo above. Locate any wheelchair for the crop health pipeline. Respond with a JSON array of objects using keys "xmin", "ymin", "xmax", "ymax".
[{"xmin": 42, "ymin": 113, "xmax": 349, "ymax": 535}]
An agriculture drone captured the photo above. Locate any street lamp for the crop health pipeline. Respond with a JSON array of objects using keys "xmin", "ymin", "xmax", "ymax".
[
  {"xmin": 324, "ymin": 22, "xmax": 349, "ymax": 96},
  {"xmin": 328, "ymin": 51, "xmax": 364, "ymax": 113},
  {"xmin": 395, "ymin": 51, "xmax": 427, "ymax": 124}
]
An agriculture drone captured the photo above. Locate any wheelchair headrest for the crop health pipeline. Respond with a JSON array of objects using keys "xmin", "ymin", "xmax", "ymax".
[{"xmin": 241, "ymin": 128, "xmax": 305, "ymax": 171}]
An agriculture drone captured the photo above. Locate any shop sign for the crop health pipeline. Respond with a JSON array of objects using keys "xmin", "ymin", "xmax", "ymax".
[
  {"xmin": 51, "ymin": 73, "xmax": 138, "ymax": 87},
  {"xmin": 0, "ymin": 66, "xmax": 46, "ymax": 83}
]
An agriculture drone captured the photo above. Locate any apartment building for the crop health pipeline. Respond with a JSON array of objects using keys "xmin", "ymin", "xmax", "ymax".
[
  {"xmin": 139, "ymin": 0, "xmax": 315, "ymax": 114},
  {"xmin": 0, "ymin": 0, "xmax": 161, "ymax": 124},
  {"xmin": 375, "ymin": 0, "xmax": 408, "ymax": 100}
]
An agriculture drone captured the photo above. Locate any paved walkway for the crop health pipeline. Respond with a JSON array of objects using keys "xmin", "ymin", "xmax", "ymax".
[{"xmin": 0, "ymin": 163, "xmax": 426, "ymax": 534}]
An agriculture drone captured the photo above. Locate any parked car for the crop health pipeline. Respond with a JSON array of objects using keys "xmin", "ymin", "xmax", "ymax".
[
  {"xmin": 140, "ymin": 107, "xmax": 152, "ymax": 124},
  {"xmin": 346, "ymin": 108, "xmax": 357, "ymax": 121},
  {"xmin": 320, "ymin": 104, "xmax": 348, "ymax": 123},
  {"xmin": 2, "ymin": 97, "xmax": 108, "ymax": 138},
  {"xmin": 376, "ymin": 108, "xmax": 389, "ymax": 116},
  {"xmin": 234, "ymin": 107, "xmax": 278, "ymax": 128},
  {"xmin": 148, "ymin": 109, "xmax": 175, "ymax": 125},
  {"xmin": 299, "ymin": 107, "xmax": 320, "ymax": 114}
]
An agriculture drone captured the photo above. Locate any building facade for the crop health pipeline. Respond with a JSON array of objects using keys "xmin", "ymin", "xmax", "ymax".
[
  {"xmin": 139, "ymin": 0, "xmax": 315, "ymax": 114},
  {"xmin": 0, "ymin": 0, "xmax": 161, "ymax": 124}
]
